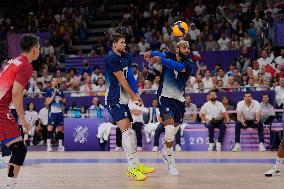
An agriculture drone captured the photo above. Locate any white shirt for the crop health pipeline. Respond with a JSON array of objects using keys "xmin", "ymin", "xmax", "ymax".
[
  {"xmin": 189, "ymin": 28, "xmax": 201, "ymax": 41},
  {"xmin": 194, "ymin": 5, "xmax": 206, "ymax": 15},
  {"xmin": 253, "ymin": 18, "xmax": 263, "ymax": 31},
  {"xmin": 138, "ymin": 42, "xmax": 150, "ymax": 53},
  {"xmin": 274, "ymin": 56, "xmax": 284, "ymax": 66},
  {"xmin": 38, "ymin": 107, "xmax": 49, "ymax": 125},
  {"xmin": 202, "ymin": 77, "xmax": 213, "ymax": 89},
  {"xmin": 257, "ymin": 57, "xmax": 271, "ymax": 68},
  {"xmin": 218, "ymin": 38, "xmax": 231, "ymax": 50},
  {"xmin": 253, "ymin": 69, "xmax": 260, "ymax": 78},
  {"xmin": 80, "ymin": 84, "xmax": 96, "ymax": 96},
  {"xmin": 217, "ymin": 75, "xmax": 229, "ymax": 86},
  {"xmin": 94, "ymin": 85, "xmax": 106, "ymax": 92},
  {"xmin": 128, "ymin": 101, "xmax": 149, "ymax": 123},
  {"xmin": 25, "ymin": 111, "xmax": 38, "ymax": 127},
  {"xmin": 200, "ymin": 101, "xmax": 226, "ymax": 120},
  {"xmin": 275, "ymin": 86, "xmax": 284, "ymax": 106},
  {"xmin": 236, "ymin": 100, "xmax": 261, "ymax": 120}
]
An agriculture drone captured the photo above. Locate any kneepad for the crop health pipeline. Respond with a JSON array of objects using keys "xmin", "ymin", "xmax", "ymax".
[
  {"xmin": 8, "ymin": 141, "xmax": 27, "ymax": 166},
  {"xmin": 164, "ymin": 125, "xmax": 175, "ymax": 142},
  {"xmin": 161, "ymin": 114, "xmax": 174, "ymax": 126}
]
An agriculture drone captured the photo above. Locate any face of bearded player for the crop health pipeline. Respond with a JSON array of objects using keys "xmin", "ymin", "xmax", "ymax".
[{"xmin": 177, "ymin": 43, "xmax": 190, "ymax": 61}]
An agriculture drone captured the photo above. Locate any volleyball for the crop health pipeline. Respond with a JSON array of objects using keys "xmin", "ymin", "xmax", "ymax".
[{"xmin": 172, "ymin": 21, "xmax": 189, "ymax": 37}]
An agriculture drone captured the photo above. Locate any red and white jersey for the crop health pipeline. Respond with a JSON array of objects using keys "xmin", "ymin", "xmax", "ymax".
[{"xmin": 0, "ymin": 55, "xmax": 33, "ymax": 114}]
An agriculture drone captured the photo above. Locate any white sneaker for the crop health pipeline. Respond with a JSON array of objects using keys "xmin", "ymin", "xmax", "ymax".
[
  {"xmin": 0, "ymin": 178, "xmax": 17, "ymax": 188},
  {"xmin": 114, "ymin": 147, "xmax": 122, "ymax": 151},
  {"xmin": 58, "ymin": 146, "xmax": 65, "ymax": 152},
  {"xmin": 259, "ymin": 143, "xmax": 266, "ymax": 152},
  {"xmin": 47, "ymin": 146, "xmax": 53, "ymax": 152},
  {"xmin": 137, "ymin": 147, "xmax": 143, "ymax": 151},
  {"xmin": 216, "ymin": 142, "xmax": 222, "ymax": 152},
  {"xmin": 38, "ymin": 140, "xmax": 45, "ymax": 145},
  {"xmin": 208, "ymin": 143, "xmax": 214, "ymax": 151},
  {"xmin": 1, "ymin": 155, "xmax": 11, "ymax": 163},
  {"xmin": 152, "ymin": 146, "xmax": 158, "ymax": 152},
  {"xmin": 265, "ymin": 165, "xmax": 280, "ymax": 177},
  {"xmin": 175, "ymin": 144, "xmax": 182, "ymax": 152},
  {"xmin": 232, "ymin": 143, "xmax": 241, "ymax": 152}
]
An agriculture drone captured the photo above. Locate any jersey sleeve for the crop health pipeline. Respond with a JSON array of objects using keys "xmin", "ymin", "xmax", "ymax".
[
  {"xmin": 150, "ymin": 51, "xmax": 167, "ymax": 58},
  {"xmin": 15, "ymin": 63, "xmax": 33, "ymax": 88},
  {"xmin": 45, "ymin": 89, "xmax": 52, "ymax": 98},
  {"xmin": 161, "ymin": 58, "xmax": 185, "ymax": 72},
  {"xmin": 106, "ymin": 55, "xmax": 121, "ymax": 73}
]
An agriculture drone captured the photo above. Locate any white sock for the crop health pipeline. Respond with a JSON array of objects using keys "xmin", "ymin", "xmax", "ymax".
[
  {"xmin": 58, "ymin": 139, "xmax": 63, "ymax": 147},
  {"xmin": 47, "ymin": 139, "xmax": 51, "ymax": 147},
  {"xmin": 276, "ymin": 156, "xmax": 282, "ymax": 170},
  {"xmin": 122, "ymin": 128, "xmax": 140, "ymax": 169}
]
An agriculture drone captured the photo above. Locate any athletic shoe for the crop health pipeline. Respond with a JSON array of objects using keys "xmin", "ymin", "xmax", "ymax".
[
  {"xmin": 114, "ymin": 147, "xmax": 122, "ymax": 151},
  {"xmin": 168, "ymin": 160, "xmax": 179, "ymax": 176},
  {"xmin": 1, "ymin": 155, "xmax": 11, "ymax": 164},
  {"xmin": 138, "ymin": 163, "xmax": 155, "ymax": 174},
  {"xmin": 58, "ymin": 146, "xmax": 65, "ymax": 152},
  {"xmin": 47, "ymin": 146, "xmax": 53, "ymax": 152},
  {"xmin": 216, "ymin": 142, "xmax": 222, "ymax": 152},
  {"xmin": 0, "ymin": 178, "xmax": 17, "ymax": 188},
  {"xmin": 127, "ymin": 166, "xmax": 146, "ymax": 181},
  {"xmin": 232, "ymin": 143, "xmax": 241, "ymax": 152},
  {"xmin": 137, "ymin": 147, "xmax": 143, "ymax": 151},
  {"xmin": 152, "ymin": 146, "xmax": 158, "ymax": 152},
  {"xmin": 265, "ymin": 165, "xmax": 280, "ymax": 177},
  {"xmin": 259, "ymin": 143, "xmax": 266, "ymax": 152},
  {"xmin": 208, "ymin": 143, "xmax": 214, "ymax": 151},
  {"xmin": 175, "ymin": 144, "xmax": 182, "ymax": 152}
]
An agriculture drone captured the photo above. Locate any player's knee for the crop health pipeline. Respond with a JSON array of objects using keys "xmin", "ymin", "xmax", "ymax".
[
  {"xmin": 164, "ymin": 125, "xmax": 175, "ymax": 142},
  {"xmin": 8, "ymin": 141, "xmax": 27, "ymax": 166},
  {"xmin": 161, "ymin": 114, "xmax": 174, "ymax": 126}
]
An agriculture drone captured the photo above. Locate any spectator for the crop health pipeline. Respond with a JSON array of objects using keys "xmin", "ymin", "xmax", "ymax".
[
  {"xmin": 188, "ymin": 23, "xmax": 200, "ymax": 42},
  {"xmin": 40, "ymin": 40, "xmax": 55, "ymax": 65},
  {"xmin": 80, "ymin": 75, "xmax": 96, "ymax": 96},
  {"xmin": 274, "ymin": 49, "xmax": 284, "ymax": 66},
  {"xmin": 94, "ymin": 77, "xmax": 106, "ymax": 95},
  {"xmin": 275, "ymin": 78, "xmax": 284, "ymax": 119},
  {"xmin": 257, "ymin": 49, "xmax": 271, "ymax": 68},
  {"xmin": 80, "ymin": 59, "xmax": 92, "ymax": 75},
  {"xmin": 205, "ymin": 34, "xmax": 215, "ymax": 51},
  {"xmin": 232, "ymin": 92, "xmax": 266, "ymax": 152},
  {"xmin": 217, "ymin": 32, "xmax": 230, "ymax": 50},
  {"xmin": 202, "ymin": 70, "xmax": 214, "ymax": 89},
  {"xmin": 200, "ymin": 90, "xmax": 230, "ymax": 151},
  {"xmin": 222, "ymin": 96, "xmax": 236, "ymax": 121},
  {"xmin": 236, "ymin": 46, "xmax": 251, "ymax": 73},
  {"xmin": 37, "ymin": 99, "xmax": 49, "ymax": 145},
  {"xmin": 260, "ymin": 94, "xmax": 275, "ymax": 125},
  {"xmin": 217, "ymin": 67, "xmax": 229, "ymax": 86},
  {"xmin": 89, "ymin": 97, "xmax": 104, "ymax": 110},
  {"xmin": 138, "ymin": 37, "xmax": 150, "ymax": 54},
  {"xmin": 241, "ymin": 32, "xmax": 252, "ymax": 48},
  {"xmin": 216, "ymin": 79, "xmax": 227, "ymax": 92},
  {"xmin": 24, "ymin": 103, "xmax": 38, "ymax": 146},
  {"xmin": 183, "ymin": 95, "xmax": 198, "ymax": 123},
  {"xmin": 91, "ymin": 65, "xmax": 102, "ymax": 83}
]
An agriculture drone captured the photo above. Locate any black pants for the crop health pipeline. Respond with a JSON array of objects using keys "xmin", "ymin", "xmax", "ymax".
[
  {"xmin": 116, "ymin": 122, "xmax": 144, "ymax": 147},
  {"xmin": 263, "ymin": 116, "xmax": 275, "ymax": 125},
  {"xmin": 205, "ymin": 122, "xmax": 226, "ymax": 143},
  {"xmin": 153, "ymin": 124, "xmax": 181, "ymax": 147},
  {"xmin": 235, "ymin": 120, "xmax": 264, "ymax": 143},
  {"xmin": 276, "ymin": 104, "xmax": 283, "ymax": 121}
]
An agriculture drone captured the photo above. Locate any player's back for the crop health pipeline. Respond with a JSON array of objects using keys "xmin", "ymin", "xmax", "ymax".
[{"xmin": 0, "ymin": 55, "xmax": 33, "ymax": 113}]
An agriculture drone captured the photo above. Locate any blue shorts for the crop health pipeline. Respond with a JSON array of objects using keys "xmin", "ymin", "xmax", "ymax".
[
  {"xmin": 158, "ymin": 96, "xmax": 185, "ymax": 124},
  {"xmin": 48, "ymin": 112, "xmax": 64, "ymax": 126},
  {"xmin": 108, "ymin": 103, "xmax": 133, "ymax": 123}
]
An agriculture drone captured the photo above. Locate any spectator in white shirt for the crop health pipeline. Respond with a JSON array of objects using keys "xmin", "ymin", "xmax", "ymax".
[
  {"xmin": 194, "ymin": 0, "xmax": 206, "ymax": 16},
  {"xmin": 80, "ymin": 75, "xmax": 96, "ymax": 96},
  {"xmin": 218, "ymin": 32, "xmax": 231, "ymax": 50},
  {"xmin": 260, "ymin": 94, "xmax": 275, "ymax": 125},
  {"xmin": 275, "ymin": 78, "xmax": 284, "ymax": 119},
  {"xmin": 138, "ymin": 37, "xmax": 150, "ymax": 54},
  {"xmin": 183, "ymin": 95, "xmax": 198, "ymax": 123},
  {"xmin": 37, "ymin": 100, "xmax": 49, "ymax": 145},
  {"xmin": 232, "ymin": 92, "xmax": 266, "ymax": 152},
  {"xmin": 257, "ymin": 49, "xmax": 271, "ymax": 68},
  {"xmin": 94, "ymin": 77, "xmax": 106, "ymax": 96},
  {"xmin": 200, "ymin": 90, "xmax": 230, "ymax": 151},
  {"xmin": 202, "ymin": 69, "xmax": 213, "ymax": 90},
  {"xmin": 274, "ymin": 49, "xmax": 284, "ymax": 66},
  {"xmin": 252, "ymin": 13, "xmax": 263, "ymax": 31},
  {"xmin": 188, "ymin": 23, "xmax": 200, "ymax": 41},
  {"xmin": 217, "ymin": 67, "xmax": 229, "ymax": 86}
]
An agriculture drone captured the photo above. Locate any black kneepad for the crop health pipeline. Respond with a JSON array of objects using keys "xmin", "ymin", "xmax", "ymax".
[{"xmin": 8, "ymin": 141, "xmax": 27, "ymax": 166}]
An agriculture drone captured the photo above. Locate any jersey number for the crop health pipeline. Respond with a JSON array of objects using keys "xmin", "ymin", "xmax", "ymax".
[
  {"xmin": 123, "ymin": 68, "xmax": 128, "ymax": 79},
  {"xmin": 174, "ymin": 70, "xmax": 178, "ymax": 79}
]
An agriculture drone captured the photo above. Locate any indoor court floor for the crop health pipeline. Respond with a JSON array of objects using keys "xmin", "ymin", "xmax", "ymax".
[{"xmin": 0, "ymin": 151, "xmax": 284, "ymax": 189}]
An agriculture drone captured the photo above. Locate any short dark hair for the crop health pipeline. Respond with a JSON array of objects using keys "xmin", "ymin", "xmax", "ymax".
[
  {"xmin": 20, "ymin": 34, "xmax": 39, "ymax": 52},
  {"xmin": 244, "ymin": 91, "xmax": 252, "ymax": 96},
  {"xmin": 110, "ymin": 34, "xmax": 125, "ymax": 46},
  {"xmin": 208, "ymin": 89, "xmax": 217, "ymax": 95},
  {"xmin": 262, "ymin": 94, "xmax": 269, "ymax": 98}
]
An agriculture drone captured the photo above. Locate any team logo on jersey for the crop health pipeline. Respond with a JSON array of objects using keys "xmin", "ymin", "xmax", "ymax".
[{"xmin": 73, "ymin": 125, "xmax": 89, "ymax": 143}]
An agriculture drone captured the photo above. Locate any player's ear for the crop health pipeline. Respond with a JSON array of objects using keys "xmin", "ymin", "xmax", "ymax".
[{"xmin": 176, "ymin": 48, "xmax": 179, "ymax": 54}]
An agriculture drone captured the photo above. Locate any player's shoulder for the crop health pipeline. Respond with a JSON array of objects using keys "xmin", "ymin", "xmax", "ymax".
[{"xmin": 165, "ymin": 51, "xmax": 175, "ymax": 59}]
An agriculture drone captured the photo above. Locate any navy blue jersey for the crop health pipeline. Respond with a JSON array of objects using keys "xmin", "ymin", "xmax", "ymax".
[
  {"xmin": 105, "ymin": 50, "xmax": 133, "ymax": 105},
  {"xmin": 46, "ymin": 88, "xmax": 64, "ymax": 113},
  {"xmin": 157, "ymin": 52, "xmax": 194, "ymax": 102}
]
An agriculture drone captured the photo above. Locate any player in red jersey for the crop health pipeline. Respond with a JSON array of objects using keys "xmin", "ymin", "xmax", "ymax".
[{"xmin": 0, "ymin": 34, "xmax": 40, "ymax": 188}]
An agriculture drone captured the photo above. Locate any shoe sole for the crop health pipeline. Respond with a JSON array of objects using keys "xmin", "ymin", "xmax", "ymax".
[
  {"xmin": 143, "ymin": 169, "xmax": 156, "ymax": 174},
  {"xmin": 127, "ymin": 173, "xmax": 147, "ymax": 181},
  {"xmin": 265, "ymin": 172, "xmax": 280, "ymax": 177}
]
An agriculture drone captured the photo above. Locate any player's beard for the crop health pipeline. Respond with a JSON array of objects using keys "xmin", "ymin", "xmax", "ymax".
[
  {"xmin": 178, "ymin": 50, "xmax": 189, "ymax": 61},
  {"xmin": 210, "ymin": 97, "xmax": 217, "ymax": 102}
]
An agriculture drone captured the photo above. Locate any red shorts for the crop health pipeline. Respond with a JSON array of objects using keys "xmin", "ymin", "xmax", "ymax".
[{"xmin": 0, "ymin": 112, "xmax": 21, "ymax": 141}]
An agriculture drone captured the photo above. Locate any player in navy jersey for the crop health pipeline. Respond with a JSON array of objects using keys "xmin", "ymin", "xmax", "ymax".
[
  {"xmin": 144, "ymin": 40, "xmax": 194, "ymax": 176},
  {"xmin": 45, "ymin": 77, "xmax": 66, "ymax": 152},
  {"xmin": 105, "ymin": 34, "xmax": 155, "ymax": 181}
]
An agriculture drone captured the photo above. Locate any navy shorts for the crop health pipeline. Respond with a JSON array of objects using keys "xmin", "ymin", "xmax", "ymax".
[
  {"xmin": 158, "ymin": 96, "xmax": 185, "ymax": 124},
  {"xmin": 48, "ymin": 112, "xmax": 64, "ymax": 126},
  {"xmin": 108, "ymin": 103, "xmax": 133, "ymax": 123}
]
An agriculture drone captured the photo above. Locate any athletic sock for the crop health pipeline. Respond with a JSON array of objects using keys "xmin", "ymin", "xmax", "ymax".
[
  {"xmin": 276, "ymin": 156, "xmax": 282, "ymax": 170},
  {"xmin": 122, "ymin": 128, "xmax": 140, "ymax": 169}
]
